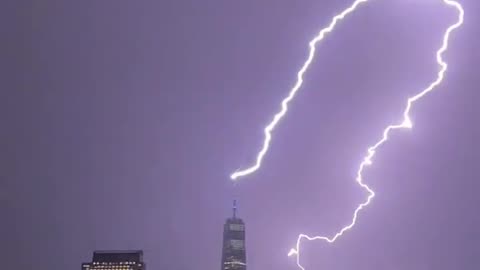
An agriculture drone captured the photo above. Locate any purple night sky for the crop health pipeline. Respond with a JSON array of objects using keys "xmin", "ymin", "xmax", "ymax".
[{"xmin": 2, "ymin": 0, "xmax": 479, "ymax": 269}]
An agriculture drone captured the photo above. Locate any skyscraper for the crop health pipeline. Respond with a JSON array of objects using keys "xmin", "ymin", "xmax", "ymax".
[
  {"xmin": 221, "ymin": 200, "xmax": 247, "ymax": 270},
  {"xmin": 81, "ymin": 250, "xmax": 146, "ymax": 270}
]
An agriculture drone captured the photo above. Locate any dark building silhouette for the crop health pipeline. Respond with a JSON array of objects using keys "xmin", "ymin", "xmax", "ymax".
[
  {"xmin": 82, "ymin": 250, "xmax": 145, "ymax": 270},
  {"xmin": 221, "ymin": 200, "xmax": 247, "ymax": 270}
]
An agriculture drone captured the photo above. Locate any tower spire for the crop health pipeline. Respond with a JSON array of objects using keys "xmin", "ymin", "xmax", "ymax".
[{"xmin": 233, "ymin": 199, "xmax": 237, "ymax": 218}]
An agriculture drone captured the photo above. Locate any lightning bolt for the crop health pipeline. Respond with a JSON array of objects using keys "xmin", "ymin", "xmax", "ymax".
[
  {"xmin": 230, "ymin": 0, "xmax": 464, "ymax": 269},
  {"xmin": 230, "ymin": 0, "xmax": 370, "ymax": 181}
]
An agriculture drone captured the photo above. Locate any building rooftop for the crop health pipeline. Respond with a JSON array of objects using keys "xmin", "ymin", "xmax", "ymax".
[{"xmin": 92, "ymin": 250, "xmax": 143, "ymax": 263}]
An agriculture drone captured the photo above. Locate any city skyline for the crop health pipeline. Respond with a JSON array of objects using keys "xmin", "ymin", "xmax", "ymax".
[{"xmin": 3, "ymin": 0, "xmax": 479, "ymax": 269}]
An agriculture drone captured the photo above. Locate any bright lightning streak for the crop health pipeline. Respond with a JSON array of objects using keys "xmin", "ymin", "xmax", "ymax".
[
  {"xmin": 230, "ymin": 0, "xmax": 369, "ymax": 181},
  {"xmin": 288, "ymin": 2, "xmax": 464, "ymax": 269},
  {"xmin": 230, "ymin": 0, "xmax": 464, "ymax": 269}
]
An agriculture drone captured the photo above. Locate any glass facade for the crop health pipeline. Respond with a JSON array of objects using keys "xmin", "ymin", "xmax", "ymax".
[{"xmin": 221, "ymin": 207, "xmax": 246, "ymax": 270}]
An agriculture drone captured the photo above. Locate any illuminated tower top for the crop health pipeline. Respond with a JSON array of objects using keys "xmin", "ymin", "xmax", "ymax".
[{"xmin": 221, "ymin": 200, "xmax": 246, "ymax": 270}]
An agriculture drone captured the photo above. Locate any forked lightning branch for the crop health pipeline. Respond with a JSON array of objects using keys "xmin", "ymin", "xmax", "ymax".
[{"xmin": 229, "ymin": 1, "xmax": 464, "ymax": 269}]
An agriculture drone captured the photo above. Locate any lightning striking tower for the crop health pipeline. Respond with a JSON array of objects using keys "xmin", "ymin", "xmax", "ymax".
[{"xmin": 229, "ymin": 1, "xmax": 464, "ymax": 270}]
